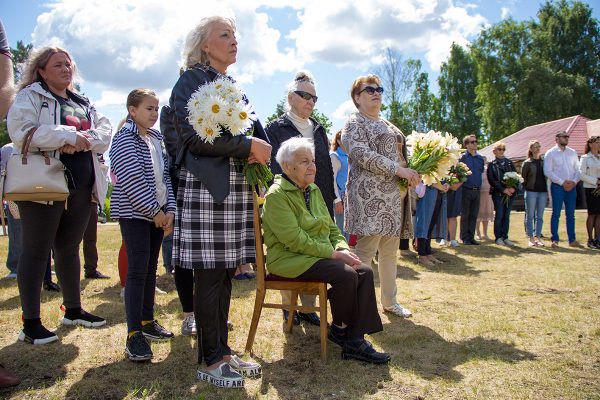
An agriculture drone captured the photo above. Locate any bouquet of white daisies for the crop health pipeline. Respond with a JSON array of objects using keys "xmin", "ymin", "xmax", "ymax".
[
  {"xmin": 186, "ymin": 77, "xmax": 272, "ymax": 190},
  {"xmin": 502, "ymin": 171, "xmax": 523, "ymax": 204}
]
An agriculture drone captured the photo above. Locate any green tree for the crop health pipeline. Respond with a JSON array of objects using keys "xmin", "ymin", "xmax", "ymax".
[
  {"xmin": 264, "ymin": 99, "xmax": 333, "ymax": 135},
  {"xmin": 438, "ymin": 43, "xmax": 481, "ymax": 142}
]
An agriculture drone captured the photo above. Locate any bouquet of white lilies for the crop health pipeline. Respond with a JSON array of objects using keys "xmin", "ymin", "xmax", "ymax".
[
  {"xmin": 186, "ymin": 77, "xmax": 272, "ymax": 190},
  {"xmin": 400, "ymin": 130, "xmax": 462, "ymax": 188}
]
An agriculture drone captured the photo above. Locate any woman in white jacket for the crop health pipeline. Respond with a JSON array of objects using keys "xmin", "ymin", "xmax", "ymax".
[
  {"xmin": 579, "ymin": 136, "xmax": 600, "ymax": 249},
  {"xmin": 7, "ymin": 46, "xmax": 111, "ymax": 345}
]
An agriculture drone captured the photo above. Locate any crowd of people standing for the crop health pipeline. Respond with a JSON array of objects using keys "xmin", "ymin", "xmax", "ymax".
[{"xmin": 1, "ymin": 14, "xmax": 599, "ymax": 391}]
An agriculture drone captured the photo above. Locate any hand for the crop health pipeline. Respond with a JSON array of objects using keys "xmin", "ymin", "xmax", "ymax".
[
  {"xmin": 332, "ymin": 249, "xmax": 361, "ymax": 268},
  {"xmin": 74, "ymin": 131, "xmax": 92, "ymax": 152},
  {"xmin": 396, "ymin": 167, "xmax": 420, "ymax": 187},
  {"xmin": 450, "ymin": 182, "xmax": 463, "ymax": 191},
  {"xmin": 59, "ymin": 144, "xmax": 77, "ymax": 154},
  {"xmin": 335, "ymin": 202, "xmax": 343, "ymax": 214},
  {"xmin": 503, "ymin": 188, "xmax": 513, "ymax": 196},
  {"xmin": 153, "ymin": 211, "xmax": 167, "ymax": 228},
  {"xmin": 163, "ymin": 213, "xmax": 175, "ymax": 236},
  {"xmin": 563, "ymin": 180, "xmax": 575, "ymax": 191},
  {"xmin": 249, "ymin": 137, "xmax": 272, "ymax": 165},
  {"xmin": 508, "ymin": 187, "xmax": 516, "ymax": 194},
  {"xmin": 435, "ymin": 183, "xmax": 450, "ymax": 193}
]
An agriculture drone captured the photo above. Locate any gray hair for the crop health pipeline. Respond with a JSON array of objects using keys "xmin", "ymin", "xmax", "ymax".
[
  {"xmin": 182, "ymin": 16, "xmax": 236, "ymax": 69},
  {"xmin": 276, "ymin": 137, "xmax": 315, "ymax": 172},
  {"xmin": 284, "ymin": 70, "xmax": 315, "ymax": 111}
]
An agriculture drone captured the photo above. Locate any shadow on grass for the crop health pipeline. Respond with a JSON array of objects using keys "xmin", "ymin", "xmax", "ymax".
[
  {"xmin": 378, "ymin": 319, "xmax": 536, "ymax": 381},
  {"xmin": 252, "ymin": 324, "xmax": 392, "ymax": 400},
  {"xmin": 0, "ymin": 341, "xmax": 78, "ymax": 396},
  {"xmin": 399, "ymin": 254, "xmax": 487, "ymax": 277}
]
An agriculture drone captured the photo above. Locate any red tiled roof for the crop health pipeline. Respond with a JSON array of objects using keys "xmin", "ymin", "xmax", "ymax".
[{"xmin": 479, "ymin": 115, "xmax": 592, "ymax": 161}]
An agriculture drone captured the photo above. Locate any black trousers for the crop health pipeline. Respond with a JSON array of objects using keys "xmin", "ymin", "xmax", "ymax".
[
  {"xmin": 17, "ymin": 189, "xmax": 91, "ymax": 319},
  {"xmin": 119, "ymin": 218, "xmax": 164, "ymax": 332},
  {"xmin": 460, "ymin": 188, "xmax": 480, "ymax": 242},
  {"xmin": 296, "ymin": 259, "xmax": 383, "ymax": 338},
  {"xmin": 195, "ymin": 268, "xmax": 236, "ymax": 366},
  {"xmin": 83, "ymin": 203, "xmax": 98, "ymax": 272},
  {"xmin": 174, "ymin": 265, "xmax": 194, "ymax": 313}
]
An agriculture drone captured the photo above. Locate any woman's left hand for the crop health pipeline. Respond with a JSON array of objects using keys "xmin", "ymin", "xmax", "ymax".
[
  {"xmin": 332, "ymin": 249, "xmax": 361, "ymax": 268},
  {"xmin": 59, "ymin": 144, "xmax": 77, "ymax": 154},
  {"xmin": 163, "ymin": 213, "xmax": 175, "ymax": 236}
]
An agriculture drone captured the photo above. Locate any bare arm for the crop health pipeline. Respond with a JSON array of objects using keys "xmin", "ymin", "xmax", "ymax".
[{"xmin": 0, "ymin": 54, "xmax": 14, "ymax": 118}]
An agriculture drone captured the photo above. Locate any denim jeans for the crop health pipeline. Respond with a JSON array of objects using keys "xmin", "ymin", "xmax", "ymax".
[
  {"xmin": 119, "ymin": 218, "xmax": 164, "ymax": 332},
  {"xmin": 161, "ymin": 233, "xmax": 173, "ymax": 270},
  {"xmin": 524, "ymin": 191, "xmax": 548, "ymax": 237},
  {"xmin": 5, "ymin": 205, "xmax": 21, "ymax": 274},
  {"xmin": 492, "ymin": 193, "xmax": 515, "ymax": 240},
  {"xmin": 334, "ymin": 212, "xmax": 349, "ymax": 241},
  {"xmin": 550, "ymin": 183, "xmax": 577, "ymax": 243}
]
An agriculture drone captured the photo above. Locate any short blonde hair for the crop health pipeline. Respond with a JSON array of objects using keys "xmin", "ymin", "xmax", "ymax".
[
  {"xmin": 493, "ymin": 142, "xmax": 506, "ymax": 151},
  {"xmin": 182, "ymin": 16, "xmax": 236, "ymax": 69},
  {"xmin": 350, "ymin": 74, "xmax": 381, "ymax": 108},
  {"xmin": 527, "ymin": 140, "xmax": 540, "ymax": 158},
  {"xmin": 19, "ymin": 46, "xmax": 77, "ymax": 90}
]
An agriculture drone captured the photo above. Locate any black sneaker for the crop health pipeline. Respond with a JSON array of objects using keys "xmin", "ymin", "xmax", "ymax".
[
  {"xmin": 282, "ymin": 310, "xmax": 300, "ymax": 326},
  {"xmin": 125, "ymin": 331, "xmax": 153, "ymax": 362},
  {"xmin": 142, "ymin": 320, "xmax": 174, "ymax": 342},
  {"xmin": 61, "ymin": 308, "xmax": 106, "ymax": 328},
  {"xmin": 18, "ymin": 324, "xmax": 58, "ymax": 345},
  {"xmin": 43, "ymin": 280, "xmax": 61, "ymax": 292},
  {"xmin": 342, "ymin": 339, "xmax": 391, "ymax": 364},
  {"xmin": 298, "ymin": 312, "xmax": 321, "ymax": 326}
]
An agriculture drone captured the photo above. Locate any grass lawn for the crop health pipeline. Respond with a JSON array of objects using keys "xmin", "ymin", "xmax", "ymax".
[{"xmin": 0, "ymin": 210, "xmax": 599, "ymax": 399}]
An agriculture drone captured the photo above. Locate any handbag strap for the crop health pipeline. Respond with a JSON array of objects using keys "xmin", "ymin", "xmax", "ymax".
[{"xmin": 20, "ymin": 128, "xmax": 51, "ymax": 166}]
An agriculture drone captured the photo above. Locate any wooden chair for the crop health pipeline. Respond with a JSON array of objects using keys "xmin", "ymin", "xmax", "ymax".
[{"xmin": 245, "ymin": 193, "xmax": 329, "ymax": 362}]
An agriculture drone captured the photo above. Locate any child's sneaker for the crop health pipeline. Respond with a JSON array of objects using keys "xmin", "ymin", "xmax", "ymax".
[
  {"xmin": 125, "ymin": 331, "xmax": 153, "ymax": 362},
  {"xmin": 227, "ymin": 355, "xmax": 261, "ymax": 377},
  {"xmin": 181, "ymin": 315, "xmax": 197, "ymax": 336},
  {"xmin": 142, "ymin": 320, "xmax": 174, "ymax": 342},
  {"xmin": 197, "ymin": 362, "xmax": 244, "ymax": 388},
  {"xmin": 18, "ymin": 324, "xmax": 58, "ymax": 345},
  {"xmin": 61, "ymin": 308, "xmax": 106, "ymax": 328}
]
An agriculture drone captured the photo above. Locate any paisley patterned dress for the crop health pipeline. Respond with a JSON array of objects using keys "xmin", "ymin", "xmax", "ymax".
[{"xmin": 341, "ymin": 112, "xmax": 412, "ymax": 238}]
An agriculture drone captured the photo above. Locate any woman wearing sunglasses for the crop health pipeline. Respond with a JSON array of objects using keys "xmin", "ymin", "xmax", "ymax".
[
  {"xmin": 341, "ymin": 74, "xmax": 420, "ymax": 318},
  {"xmin": 265, "ymin": 70, "xmax": 336, "ymax": 327}
]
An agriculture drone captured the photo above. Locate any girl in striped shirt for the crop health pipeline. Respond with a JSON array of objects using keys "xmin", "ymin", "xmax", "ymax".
[{"xmin": 109, "ymin": 89, "xmax": 176, "ymax": 362}]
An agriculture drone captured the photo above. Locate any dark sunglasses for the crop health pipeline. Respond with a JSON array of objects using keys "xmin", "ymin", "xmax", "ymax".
[
  {"xmin": 294, "ymin": 90, "xmax": 318, "ymax": 103},
  {"xmin": 359, "ymin": 86, "xmax": 384, "ymax": 95},
  {"xmin": 467, "ymin": 140, "xmax": 477, "ymax": 144},
  {"xmin": 496, "ymin": 148, "xmax": 506, "ymax": 151}
]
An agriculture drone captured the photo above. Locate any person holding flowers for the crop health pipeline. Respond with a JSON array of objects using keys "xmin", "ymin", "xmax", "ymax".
[
  {"xmin": 341, "ymin": 74, "xmax": 419, "ymax": 318},
  {"xmin": 168, "ymin": 16, "xmax": 268, "ymax": 388},
  {"xmin": 487, "ymin": 142, "xmax": 519, "ymax": 246}
]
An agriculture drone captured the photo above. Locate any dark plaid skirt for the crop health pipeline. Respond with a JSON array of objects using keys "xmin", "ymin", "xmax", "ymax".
[{"xmin": 172, "ymin": 159, "xmax": 255, "ymax": 269}]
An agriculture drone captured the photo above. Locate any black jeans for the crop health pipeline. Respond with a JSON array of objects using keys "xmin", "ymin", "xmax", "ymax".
[
  {"xmin": 297, "ymin": 259, "xmax": 383, "ymax": 338},
  {"xmin": 195, "ymin": 268, "xmax": 236, "ymax": 366},
  {"xmin": 174, "ymin": 265, "xmax": 194, "ymax": 313},
  {"xmin": 119, "ymin": 218, "xmax": 164, "ymax": 332},
  {"xmin": 492, "ymin": 193, "xmax": 515, "ymax": 240},
  {"xmin": 83, "ymin": 203, "xmax": 98, "ymax": 272},
  {"xmin": 17, "ymin": 189, "xmax": 91, "ymax": 319},
  {"xmin": 460, "ymin": 188, "xmax": 480, "ymax": 242}
]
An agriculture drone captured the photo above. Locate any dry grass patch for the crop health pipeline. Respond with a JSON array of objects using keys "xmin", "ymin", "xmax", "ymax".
[{"xmin": 0, "ymin": 210, "xmax": 599, "ymax": 399}]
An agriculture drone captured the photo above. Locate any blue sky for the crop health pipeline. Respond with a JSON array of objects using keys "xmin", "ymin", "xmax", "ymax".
[{"xmin": 2, "ymin": 0, "xmax": 598, "ymax": 140}]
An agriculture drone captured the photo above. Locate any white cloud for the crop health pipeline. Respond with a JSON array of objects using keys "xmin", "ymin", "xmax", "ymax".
[
  {"xmin": 501, "ymin": 7, "xmax": 511, "ymax": 19},
  {"xmin": 289, "ymin": 0, "xmax": 487, "ymax": 70},
  {"xmin": 331, "ymin": 99, "xmax": 357, "ymax": 130}
]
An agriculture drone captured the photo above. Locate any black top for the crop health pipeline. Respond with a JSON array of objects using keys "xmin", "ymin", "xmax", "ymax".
[
  {"xmin": 51, "ymin": 92, "xmax": 95, "ymax": 190},
  {"xmin": 487, "ymin": 157, "xmax": 516, "ymax": 195},
  {"xmin": 531, "ymin": 159, "xmax": 547, "ymax": 192}
]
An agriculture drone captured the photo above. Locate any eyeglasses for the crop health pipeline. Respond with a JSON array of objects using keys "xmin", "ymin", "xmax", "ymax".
[
  {"xmin": 467, "ymin": 140, "xmax": 477, "ymax": 144},
  {"xmin": 294, "ymin": 90, "xmax": 318, "ymax": 103},
  {"xmin": 359, "ymin": 86, "xmax": 384, "ymax": 95},
  {"xmin": 496, "ymin": 148, "xmax": 506, "ymax": 151}
]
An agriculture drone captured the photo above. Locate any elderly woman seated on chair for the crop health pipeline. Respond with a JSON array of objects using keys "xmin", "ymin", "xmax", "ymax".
[{"xmin": 261, "ymin": 137, "xmax": 390, "ymax": 364}]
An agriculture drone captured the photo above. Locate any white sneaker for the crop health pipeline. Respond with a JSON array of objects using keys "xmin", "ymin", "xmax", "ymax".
[
  {"xmin": 197, "ymin": 362, "xmax": 244, "ymax": 388},
  {"xmin": 227, "ymin": 355, "xmax": 262, "ymax": 377},
  {"xmin": 495, "ymin": 238, "xmax": 505, "ymax": 246},
  {"xmin": 450, "ymin": 240, "xmax": 460, "ymax": 247},
  {"xmin": 438, "ymin": 239, "xmax": 448, "ymax": 246},
  {"xmin": 4, "ymin": 272, "xmax": 17, "ymax": 279},
  {"xmin": 155, "ymin": 286, "xmax": 166, "ymax": 294},
  {"xmin": 384, "ymin": 304, "xmax": 412, "ymax": 318},
  {"xmin": 503, "ymin": 239, "xmax": 515, "ymax": 246},
  {"xmin": 181, "ymin": 314, "xmax": 197, "ymax": 336}
]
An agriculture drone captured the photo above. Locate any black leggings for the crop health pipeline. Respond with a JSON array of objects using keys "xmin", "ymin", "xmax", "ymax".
[
  {"xmin": 17, "ymin": 189, "xmax": 91, "ymax": 319},
  {"xmin": 174, "ymin": 266, "xmax": 194, "ymax": 313},
  {"xmin": 418, "ymin": 191, "xmax": 443, "ymax": 257}
]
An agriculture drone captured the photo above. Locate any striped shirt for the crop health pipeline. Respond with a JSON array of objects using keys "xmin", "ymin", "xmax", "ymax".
[{"xmin": 109, "ymin": 119, "xmax": 175, "ymax": 221}]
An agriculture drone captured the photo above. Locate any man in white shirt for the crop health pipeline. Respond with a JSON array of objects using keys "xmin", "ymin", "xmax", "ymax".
[{"xmin": 543, "ymin": 131, "xmax": 581, "ymax": 247}]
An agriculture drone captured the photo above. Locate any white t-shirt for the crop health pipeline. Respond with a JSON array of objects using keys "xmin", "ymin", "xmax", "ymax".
[{"xmin": 142, "ymin": 134, "xmax": 167, "ymax": 207}]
